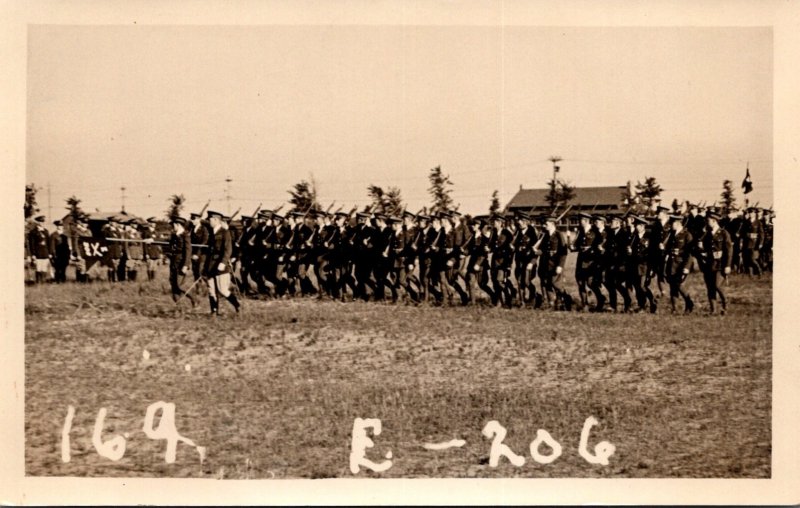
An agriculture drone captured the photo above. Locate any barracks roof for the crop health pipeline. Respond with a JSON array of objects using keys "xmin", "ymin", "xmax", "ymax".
[{"xmin": 505, "ymin": 185, "xmax": 628, "ymax": 212}]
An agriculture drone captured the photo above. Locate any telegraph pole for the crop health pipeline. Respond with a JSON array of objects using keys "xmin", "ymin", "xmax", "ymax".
[
  {"xmin": 47, "ymin": 182, "xmax": 52, "ymax": 223},
  {"xmin": 121, "ymin": 186, "xmax": 127, "ymax": 213},
  {"xmin": 548, "ymin": 156, "xmax": 562, "ymax": 183},
  {"xmin": 224, "ymin": 176, "xmax": 232, "ymax": 215}
]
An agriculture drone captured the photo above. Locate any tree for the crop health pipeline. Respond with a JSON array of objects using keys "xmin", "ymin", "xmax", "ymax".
[
  {"xmin": 634, "ymin": 177, "xmax": 663, "ymax": 211},
  {"xmin": 288, "ymin": 179, "xmax": 319, "ymax": 213},
  {"xmin": 544, "ymin": 177, "xmax": 576, "ymax": 212},
  {"xmin": 489, "ymin": 190, "xmax": 501, "ymax": 215},
  {"xmin": 671, "ymin": 198, "xmax": 681, "ymax": 213},
  {"xmin": 621, "ymin": 181, "xmax": 637, "ymax": 212},
  {"xmin": 428, "ymin": 165, "xmax": 454, "ymax": 214},
  {"xmin": 166, "ymin": 194, "xmax": 186, "ymax": 221},
  {"xmin": 367, "ymin": 185, "xmax": 404, "ymax": 214},
  {"xmin": 720, "ymin": 179, "xmax": 736, "ymax": 214},
  {"xmin": 25, "ymin": 184, "xmax": 38, "ymax": 219}
]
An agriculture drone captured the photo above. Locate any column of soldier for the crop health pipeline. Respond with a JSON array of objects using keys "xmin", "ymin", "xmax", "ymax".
[
  {"xmin": 161, "ymin": 202, "xmax": 772, "ymax": 316},
  {"xmin": 26, "ymin": 203, "xmax": 773, "ymax": 317}
]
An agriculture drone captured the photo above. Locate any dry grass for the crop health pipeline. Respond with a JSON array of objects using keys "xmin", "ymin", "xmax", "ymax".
[{"xmin": 25, "ymin": 261, "xmax": 771, "ymax": 478}]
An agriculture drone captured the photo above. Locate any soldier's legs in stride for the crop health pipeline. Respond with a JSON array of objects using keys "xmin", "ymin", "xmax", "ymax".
[
  {"xmin": 477, "ymin": 268, "xmax": 495, "ymax": 304},
  {"xmin": 448, "ymin": 266, "xmax": 469, "ymax": 305},
  {"xmin": 615, "ymin": 269, "xmax": 632, "ymax": 311},
  {"xmin": 588, "ymin": 270, "xmax": 606, "ymax": 311}
]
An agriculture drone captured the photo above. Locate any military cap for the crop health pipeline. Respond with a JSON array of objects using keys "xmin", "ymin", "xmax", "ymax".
[
  {"xmin": 656, "ymin": 205, "xmax": 670, "ymax": 214},
  {"xmin": 387, "ymin": 216, "xmax": 403, "ymax": 224},
  {"xmin": 633, "ymin": 215, "xmax": 649, "ymax": 225},
  {"xmin": 189, "ymin": 212, "xmax": 201, "ymax": 220},
  {"xmin": 334, "ymin": 210, "xmax": 350, "ymax": 218},
  {"xmin": 609, "ymin": 213, "xmax": 623, "ymax": 223},
  {"xmin": 592, "ymin": 214, "xmax": 607, "ymax": 223},
  {"xmin": 146, "ymin": 216, "xmax": 157, "ymax": 223},
  {"xmin": 449, "ymin": 210, "xmax": 463, "ymax": 218},
  {"xmin": 34, "ymin": 215, "xmax": 46, "ymax": 222},
  {"xmin": 687, "ymin": 201, "xmax": 699, "ymax": 209},
  {"xmin": 577, "ymin": 211, "xmax": 593, "ymax": 220},
  {"xmin": 374, "ymin": 212, "xmax": 388, "ymax": 221},
  {"xmin": 402, "ymin": 210, "xmax": 416, "ymax": 219},
  {"xmin": 288, "ymin": 210, "xmax": 305, "ymax": 218},
  {"xmin": 257, "ymin": 209, "xmax": 272, "ymax": 217},
  {"xmin": 171, "ymin": 216, "xmax": 188, "ymax": 226},
  {"xmin": 207, "ymin": 210, "xmax": 224, "ymax": 220},
  {"xmin": 490, "ymin": 213, "xmax": 504, "ymax": 222},
  {"xmin": 52, "ymin": 219, "xmax": 62, "ymax": 226},
  {"xmin": 668, "ymin": 213, "xmax": 683, "ymax": 221},
  {"xmin": 271, "ymin": 213, "xmax": 284, "ymax": 220},
  {"xmin": 240, "ymin": 214, "xmax": 253, "ymax": 221},
  {"xmin": 706, "ymin": 210, "xmax": 721, "ymax": 221},
  {"xmin": 515, "ymin": 210, "xmax": 531, "ymax": 220},
  {"xmin": 543, "ymin": 215, "xmax": 557, "ymax": 224},
  {"xmin": 416, "ymin": 213, "xmax": 431, "ymax": 221}
]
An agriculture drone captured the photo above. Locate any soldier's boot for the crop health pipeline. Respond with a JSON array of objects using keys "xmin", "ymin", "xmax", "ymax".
[
  {"xmin": 208, "ymin": 296, "xmax": 219, "ymax": 316},
  {"xmin": 562, "ymin": 292, "xmax": 573, "ymax": 312},
  {"xmin": 227, "ymin": 294, "xmax": 240, "ymax": 313},
  {"xmin": 708, "ymin": 299, "xmax": 716, "ymax": 315},
  {"xmin": 670, "ymin": 296, "xmax": 678, "ymax": 314},
  {"xmin": 592, "ymin": 294, "xmax": 606, "ymax": 313},
  {"xmin": 684, "ymin": 296, "xmax": 694, "ymax": 314}
]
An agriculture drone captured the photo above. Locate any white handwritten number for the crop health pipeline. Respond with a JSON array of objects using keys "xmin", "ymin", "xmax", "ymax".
[
  {"xmin": 529, "ymin": 429, "xmax": 563, "ymax": 464},
  {"xmin": 578, "ymin": 416, "xmax": 616, "ymax": 465},
  {"xmin": 349, "ymin": 418, "xmax": 393, "ymax": 474},
  {"xmin": 92, "ymin": 407, "xmax": 127, "ymax": 461},
  {"xmin": 481, "ymin": 421, "xmax": 526, "ymax": 467},
  {"xmin": 142, "ymin": 401, "xmax": 204, "ymax": 464},
  {"xmin": 61, "ymin": 405, "xmax": 75, "ymax": 463}
]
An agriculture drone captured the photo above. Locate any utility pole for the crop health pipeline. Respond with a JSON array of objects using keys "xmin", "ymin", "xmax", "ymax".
[
  {"xmin": 548, "ymin": 156, "xmax": 562, "ymax": 183},
  {"xmin": 225, "ymin": 176, "xmax": 232, "ymax": 215},
  {"xmin": 121, "ymin": 186, "xmax": 127, "ymax": 213},
  {"xmin": 47, "ymin": 182, "xmax": 52, "ymax": 223}
]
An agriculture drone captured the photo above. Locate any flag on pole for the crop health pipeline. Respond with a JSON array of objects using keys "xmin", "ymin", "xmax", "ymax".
[{"xmin": 741, "ymin": 166, "xmax": 753, "ymax": 194}]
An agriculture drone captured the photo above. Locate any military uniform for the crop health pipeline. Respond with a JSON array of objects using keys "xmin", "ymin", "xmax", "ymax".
[
  {"xmin": 572, "ymin": 213, "xmax": 596, "ymax": 309},
  {"xmin": 740, "ymin": 210, "xmax": 763, "ymax": 277},
  {"xmin": 50, "ymin": 222, "xmax": 71, "ymax": 283},
  {"xmin": 665, "ymin": 217, "xmax": 695, "ymax": 313},
  {"xmin": 28, "ymin": 216, "xmax": 51, "ymax": 283},
  {"xmin": 536, "ymin": 217, "xmax": 571, "ymax": 310},
  {"xmin": 700, "ymin": 212, "xmax": 733, "ymax": 314},
  {"xmin": 168, "ymin": 217, "xmax": 194, "ymax": 304},
  {"xmin": 629, "ymin": 216, "xmax": 656, "ymax": 312},
  {"xmin": 204, "ymin": 211, "xmax": 240, "ymax": 315}
]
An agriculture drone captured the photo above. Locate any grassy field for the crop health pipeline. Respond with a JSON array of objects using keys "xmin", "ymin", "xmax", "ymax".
[{"xmin": 24, "ymin": 260, "xmax": 771, "ymax": 478}]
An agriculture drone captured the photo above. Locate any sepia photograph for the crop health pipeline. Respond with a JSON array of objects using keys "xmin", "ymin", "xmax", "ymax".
[{"xmin": 4, "ymin": 0, "xmax": 800, "ymax": 505}]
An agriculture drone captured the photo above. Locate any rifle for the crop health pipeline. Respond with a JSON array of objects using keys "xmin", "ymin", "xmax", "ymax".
[
  {"xmin": 229, "ymin": 207, "xmax": 241, "ymax": 221},
  {"xmin": 251, "ymin": 203, "xmax": 262, "ymax": 218},
  {"xmin": 325, "ymin": 202, "xmax": 336, "ymax": 214},
  {"xmin": 334, "ymin": 205, "xmax": 343, "ymax": 214},
  {"xmin": 197, "ymin": 200, "xmax": 211, "ymax": 219}
]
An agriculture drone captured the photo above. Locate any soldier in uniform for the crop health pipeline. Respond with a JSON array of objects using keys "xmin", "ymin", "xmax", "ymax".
[
  {"xmin": 142, "ymin": 217, "xmax": 162, "ymax": 281},
  {"xmin": 423, "ymin": 213, "xmax": 446, "ymax": 305},
  {"xmin": 489, "ymin": 213, "xmax": 514, "ymax": 308},
  {"xmin": 102, "ymin": 217, "xmax": 122, "ymax": 282},
  {"xmin": 371, "ymin": 213, "xmax": 394, "ymax": 302},
  {"xmin": 353, "ymin": 211, "xmax": 377, "ymax": 301},
  {"xmin": 588, "ymin": 215, "xmax": 610, "ymax": 312},
  {"xmin": 124, "ymin": 219, "xmax": 144, "ymax": 281},
  {"xmin": 465, "ymin": 218, "xmax": 494, "ymax": 304},
  {"xmin": 740, "ymin": 207, "xmax": 763, "ymax": 277},
  {"xmin": 73, "ymin": 217, "xmax": 94, "ymax": 283},
  {"xmin": 50, "ymin": 220, "xmax": 71, "ymax": 283},
  {"xmin": 606, "ymin": 214, "xmax": 633, "ymax": 312},
  {"xmin": 648, "ymin": 206, "xmax": 672, "ymax": 296},
  {"xmin": 204, "ymin": 210, "xmax": 240, "ymax": 315},
  {"xmin": 535, "ymin": 216, "xmax": 572, "ymax": 311},
  {"xmin": 189, "ymin": 212, "xmax": 210, "ymax": 286},
  {"xmin": 700, "ymin": 211, "xmax": 733, "ymax": 315},
  {"xmin": 28, "ymin": 215, "xmax": 51, "ymax": 284},
  {"xmin": 571, "ymin": 212, "xmax": 596, "ymax": 310},
  {"xmin": 442, "ymin": 211, "xmax": 470, "ymax": 306},
  {"xmin": 665, "ymin": 215, "xmax": 695, "ymax": 314},
  {"xmin": 167, "ymin": 216, "xmax": 195, "ymax": 305},
  {"xmin": 629, "ymin": 215, "xmax": 657, "ymax": 313}
]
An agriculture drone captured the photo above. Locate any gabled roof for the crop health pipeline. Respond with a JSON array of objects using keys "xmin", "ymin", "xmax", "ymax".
[{"xmin": 506, "ymin": 185, "xmax": 628, "ymax": 210}]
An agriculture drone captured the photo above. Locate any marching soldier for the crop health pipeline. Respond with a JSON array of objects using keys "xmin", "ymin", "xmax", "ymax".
[
  {"xmin": 629, "ymin": 215, "xmax": 657, "ymax": 313},
  {"xmin": 189, "ymin": 212, "xmax": 210, "ymax": 285},
  {"xmin": 700, "ymin": 211, "xmax": 733, "ymax": 315},
  {"xmin": 648, "ymin": 206, "xmax": 672, "ymax": 296},
  {"xmin": 353, "ymin": 211, "xmax": 377, "ymax": 300},
  {"xmin": 490, "ymin": 213, "xmax": 514, "ymax": 308},
  {"xmin": 665, "ymin": 215, "xmax": 695, "ymax": 314},
  {"xmin": 50, "ymin": 220, "xmax": 71, "ymax": 283},
  {"xmin": 204, "ymin": 210, "xmax": 240, "ymax": 315},
  {"xmin": 607, "ymin": 214, "xmax": 632, "ymax": 312},
  {"xmin": 143, "ymin": 217, "xmax": 162, "ymax": 281},
  {"xmin": 740, "ymin": 207, "xmax": 763, "ymax": 277},
  {"xmin": 124, "ymin": 219, "xmax": 144, "ymax": 281},
  {"xmin": 443, "ymin": 211, "xmax": 470, "ymax": 306},
  {"xmin": 168, "ymin": 216, "xmax": 195, "ymax": 305},
  {"xmin": 28, "ymin": 215, "xmax": 51, "ymax": 284},
  {"xmin": 535, "ymin": 216, "xmax": 572, "ymax": 311},
  {"xmin": 73, "ymin": 217, "xmax": 93, "ymax": 283},
  {"xmin": 571, "ymin": 212, "xmax": 596, "ymax": 310},
  {"xmin": 102, "ymin": 217, "xmax": 123, "ymax": 282},
  {"xmin": 588, "ymin": 215, "xmax": 610, "ymax": 312}
]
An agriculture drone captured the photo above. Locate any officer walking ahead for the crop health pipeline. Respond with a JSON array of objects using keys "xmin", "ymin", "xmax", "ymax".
[
  {"xmin": 700, "ymin": 210, "xmax": 733, "ymax": 315},
  {"xmin": 168, "ymin": 216, "xmax": 195, "ymax": 305}
]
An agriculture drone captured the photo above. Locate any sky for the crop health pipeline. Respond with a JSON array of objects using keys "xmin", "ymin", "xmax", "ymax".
[{"xmin": 27, "ymin": 25, "xmax": 773, "ymax": 222}]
